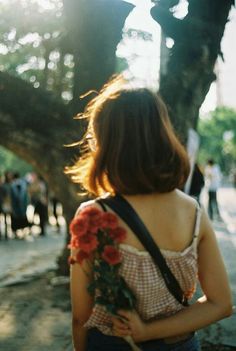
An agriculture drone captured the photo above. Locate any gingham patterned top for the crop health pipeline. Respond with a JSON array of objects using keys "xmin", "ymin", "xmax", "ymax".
[{"xmin": 84, "ymin": 203, "xmax": 201, "ymax": 335}]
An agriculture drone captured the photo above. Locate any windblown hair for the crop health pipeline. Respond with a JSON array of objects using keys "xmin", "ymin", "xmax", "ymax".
[{"xmin": 66, "ymin": 76, "xmax": 190, "ymax": 196}]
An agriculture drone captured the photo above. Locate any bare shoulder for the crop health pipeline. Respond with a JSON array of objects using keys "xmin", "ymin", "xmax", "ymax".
[
  {"xmin": 175, "ymin": 189, "xmax": 197, "ymax": 203},
  {"xmin": 175, "ymin": 191, "xmax": 213, "ymax": 234},
  {"xmin": 174, "ymin": 189, "xmax": 199, "ymax": 210},
  {"xmin": 175, "ymin": 191, "xmax": 213, "ymax": 243}
]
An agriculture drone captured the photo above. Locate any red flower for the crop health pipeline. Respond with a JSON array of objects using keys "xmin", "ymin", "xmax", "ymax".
[
  {"xmin": 78, "ymin": 233, "xmax": 98, "ymax": 253},
  {"xmin": 109, "ymin": 227, "xmax": 127, "ymax": 243},
  {"xmin": 68, "ymin": 256, "xmax": 76, "ymax": 265},
  {"xmin": 102, "ymin": 212, "xmax": 118, "ymax": 229},
  {"xmin": 81, "ymin": 206, "xmax": 101, "ymax": 217},
  {"xmin": 89, "ymin": 213, "xmax": 103, "ymax": 233},
  {"xmin": 101, "ymin": 245, "xmax": 122, "ymax": 265},
  {"xmin": 70, "ymin": 214, "xmax": 89, "ymax": 237},
  {"xmin": 76, "ymin": 250, "xmax": 90, "ymax": 264},
  {"xmin": 81, "ymin": 206, "xmax": 103, "ymax": 234}
]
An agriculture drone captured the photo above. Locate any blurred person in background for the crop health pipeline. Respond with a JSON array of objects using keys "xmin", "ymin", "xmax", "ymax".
[
  {"xmin": 28, "ymin": 173, "xmax": 48, "ymax": 236},
  {"xmin": 0, "ymin": 174, "xmax": 5, "ymax": 239},
  {"xmin": 233, "ymin": 170, "xmax": 236, "ymax": 189},
  {"xmin": 189, "ymin": 163, "xmax": 205, "ymax": 203},
  {"xmin": 0, "ymin": 171, "xmax": 13, "ymax": 239},
  {"xmin": 49, "ymin": 192, "xmax": 61, "ymax": 232},
  {"xmin": 205, "ymin": 159, "xmax": 222, "ymax": 221},
  {"xmin": 10, "ymin": 172, "xmax": 30, "ymax": 237}
]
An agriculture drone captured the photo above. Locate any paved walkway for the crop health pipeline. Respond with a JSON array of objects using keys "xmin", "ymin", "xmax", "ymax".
[
  {"xmin": 0, "ymin": 188, "xmax": 235, "ymax": 350},
  {"xmin": 0, "ymin": 225, "xmax": 72, "ymax": 351},
  {"xmin": 0, "ymin": 225, "xmax": 66, "ymax": 287}
]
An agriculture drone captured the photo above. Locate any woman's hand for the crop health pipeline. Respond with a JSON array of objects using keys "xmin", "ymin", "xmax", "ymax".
[{"xmin": 112, "ymin": 310, "xmax": 148, "ymax": 343}]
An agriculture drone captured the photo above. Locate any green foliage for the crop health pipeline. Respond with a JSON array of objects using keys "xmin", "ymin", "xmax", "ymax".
[
  {"xmin": 198, "ymin": 107, "xmax": 236, "ymax": 174},
  {"xmin": 0, "ymin": 0, "xmax": 73, "ymax": 101},
  {"xmin": 0, "ymin": 0, "xmax": 154, "ymax": 102},
  {"xmin": 0, "ymin": 146, "xmax": 32, "ymax": 176}
]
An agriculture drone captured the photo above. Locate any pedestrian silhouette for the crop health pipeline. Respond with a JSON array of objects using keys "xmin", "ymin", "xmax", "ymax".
[
  {"xmin": 10, "ymin": 172, "xmax": 30, "ymax": 237},
  {"xmin": 205, "ymin": 159, "xmax": 221, "ymax": 220},
  {"xmin": 189, "ymin": 163, "xmax": 205, "ymax": 202},
  {"xmin": 28, "ymin": 173, "xmax": 48, "ymax": 236}
]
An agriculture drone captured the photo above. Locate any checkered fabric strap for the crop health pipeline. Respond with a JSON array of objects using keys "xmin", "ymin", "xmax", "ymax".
[{"xmin": 97, "ymin": 194, "xmax": 188, "ymax": 307}]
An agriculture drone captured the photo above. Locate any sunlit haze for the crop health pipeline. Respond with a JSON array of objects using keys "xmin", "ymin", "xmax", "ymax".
[
  {"xmin": 0, "ymin": 0, "xmax": 235, "ymax": 114},
  {"xmin": 121, "ymin": 0, "xmax": 236, "ymax": 114}
]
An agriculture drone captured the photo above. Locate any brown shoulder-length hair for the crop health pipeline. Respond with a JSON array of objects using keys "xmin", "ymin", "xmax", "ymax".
[{"xmin": 66, "ymin": 76, "xmax": 190, "ymax": 196}]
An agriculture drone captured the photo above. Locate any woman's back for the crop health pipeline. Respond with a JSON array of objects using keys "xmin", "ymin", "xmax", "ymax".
[
  {"xmin": 120, "ymin": 189, "xmax": 199, "ymax": 254},
  {"xmin": 84, "ymin": 190, "xmax": 201, "ymax": 334}
]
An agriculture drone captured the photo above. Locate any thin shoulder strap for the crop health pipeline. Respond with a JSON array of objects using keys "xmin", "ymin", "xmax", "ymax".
[
  {"xmin": 97, "ymin": 200, "xmax": 107, "ymax": 212},
  {"xmin": 193, "ymin": 202, "xmax": 201, "ymax": 238},
  {"xmin": 96, "ymin": 195, "xmax": 188, "ymax": 307},
  {"xmin": 192, "ymin": 202, "xmax": 202, "ymax": 251}
]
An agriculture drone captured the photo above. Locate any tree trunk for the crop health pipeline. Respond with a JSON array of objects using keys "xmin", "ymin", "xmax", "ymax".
[
  {"xmin": 151, "ymin": 0, "xmax": 233, "ymax": 141},
  {"xmin": 63, "ymin": 0, "xmax": 134, "ymax": 112}
]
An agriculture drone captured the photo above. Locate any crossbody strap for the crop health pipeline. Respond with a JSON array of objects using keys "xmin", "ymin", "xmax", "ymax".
[{"xmin": 97, "ymin": 194, "xmax": 188, "ymax": 307}]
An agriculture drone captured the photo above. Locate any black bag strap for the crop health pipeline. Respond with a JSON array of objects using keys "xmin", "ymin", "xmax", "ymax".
[{"xmin": 96, "ymin": 194, "xmax": 188, "ymax": 307}]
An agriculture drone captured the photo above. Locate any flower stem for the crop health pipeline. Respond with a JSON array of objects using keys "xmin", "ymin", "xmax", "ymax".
[{"xmin": 123, "ymin": 335, "xmax": 142, "ymax": 351}]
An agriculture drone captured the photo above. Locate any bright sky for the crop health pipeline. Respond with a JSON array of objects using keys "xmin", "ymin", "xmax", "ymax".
[
  {"xmin": 117, "ymin": 0, "xmax": 160, "ymax": 89},
  {"xmin": 120, "ymin": 0, "xmax": 236, "ymax": 114}
]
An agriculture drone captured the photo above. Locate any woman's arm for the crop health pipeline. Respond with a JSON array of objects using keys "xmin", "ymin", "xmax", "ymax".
[
  {"xmin": 70, "ymin": 250, "xmax": 94, "ymax": 351},
  {"xmin": 113, "ymin": 209, "xmax": 233, "ymax": 342}
]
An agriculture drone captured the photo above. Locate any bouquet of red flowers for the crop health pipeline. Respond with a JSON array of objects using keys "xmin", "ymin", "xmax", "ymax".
[{"xmin": 69, "ymin": 206, "xmax": 141, "ymax": 350}]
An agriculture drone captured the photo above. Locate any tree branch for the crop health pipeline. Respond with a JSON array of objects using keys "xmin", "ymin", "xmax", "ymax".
[
  {"xmin": 151, "ymin": 4, "xmax": 183, "ymax": 39},
  {"xmin": 151, "ymin": 0, "xmax": 233, "ymax": 139},
  {"xmin": 0, "ymin": 71, "xmax": 82, "ymax": 222}
]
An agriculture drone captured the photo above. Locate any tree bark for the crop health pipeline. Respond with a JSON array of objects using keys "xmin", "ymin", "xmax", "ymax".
[
  {"xmin": 151, "ymin": 0, "xmax": 233, "ymax": 141},
  {"xmin": 63, "ymin": 0, "xmax": 134, "ymax": 112}
]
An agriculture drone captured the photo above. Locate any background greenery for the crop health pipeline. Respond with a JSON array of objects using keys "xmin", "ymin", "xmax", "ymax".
[
  {"xmin": 198, "ymin": 107, "xmax": 236, "ymax": 175},
  {"xmin": 0, "ymin": 146, "xmax": 32, "ymax": 176}
]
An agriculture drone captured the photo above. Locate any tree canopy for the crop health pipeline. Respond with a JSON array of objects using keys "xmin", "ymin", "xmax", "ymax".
[{"xmin": 198, "ymin": 107, "xmax": 236, "ymax": 174}]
